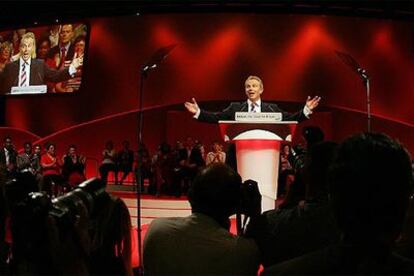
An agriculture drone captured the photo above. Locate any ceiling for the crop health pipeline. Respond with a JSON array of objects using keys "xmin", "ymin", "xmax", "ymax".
[{"xmin": 1, "ymin": 0, "xmax": 414, "ymax": 29}]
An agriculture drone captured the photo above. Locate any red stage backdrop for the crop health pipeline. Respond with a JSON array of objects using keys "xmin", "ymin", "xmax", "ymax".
[{"xmin": 3, "ymin": 14, "xmax": 414, "ymax": 159}]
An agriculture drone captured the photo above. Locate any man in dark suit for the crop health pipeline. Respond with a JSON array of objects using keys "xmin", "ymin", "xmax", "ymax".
[
  {"xmin": 0, "ymin": 31, "xmax": 82, "ymax": 94},
  {"xmin": 0, "ymin": 136, "xmax": 17, "ymax": 178},
  {"xmin": 184, "ymin": 75, "xmax": 321, "ymax": 123},
  {"xmin": 45, "ymin": 24, "xmax": 75, "ymax": 70}
]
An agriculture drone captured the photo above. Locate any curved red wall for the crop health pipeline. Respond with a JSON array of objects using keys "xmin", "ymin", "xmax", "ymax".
[{"xmin": 3, "ymin": 13, "xmax": 414, "ymax": 155}]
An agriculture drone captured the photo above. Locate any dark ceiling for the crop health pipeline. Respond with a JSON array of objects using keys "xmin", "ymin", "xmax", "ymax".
[{"xmin": 1, "ymin": 0, "xmax": 414, "ymax": 29}]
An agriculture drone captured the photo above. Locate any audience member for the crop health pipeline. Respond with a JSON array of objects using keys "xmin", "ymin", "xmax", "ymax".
[
  {"xmin": 277, "ymin": 144, "xmax": 295, "ymax": 197},
  {"xmin": 35, "ymin": 36, "xmax": 51, "ymax": 60},
  {"xmin": 117, "ymin": 140, "xmax": 134, "ymax": 186},
  {"xmin": 31, "ymin": 144, "xmax": 42, "ymax": 187},
  {"xmin": 187, "ymin": 142, "xmax": 206, "ymax": 182},
  {"xmin": 0, "ymin": 41, "xmax": 12, "ymax": 73},
  {"xmin": 99, "ymin": 140, "xmax": 118, "ymax": 186},
  {"xmin": 136, "ymin": 143, "xmax": 152, "ymax": 191},
  {"xmin": 206, "ymin": 141, "xmax": 226, "ymax": 165},
  {"xmin": 62, "ymin": 144, "xmax": 86, "ymax": 188},
  {"xmin": 40, "ymin": 143, "xmax": 62, "ymax": 197},
  {"xmin": 144, "ymin": 163, "xmax": 261, "ymax": 275},
  {"xmin": 55, "ymin": 34, "xmax": 85, "ymax": 92},
  {"xmin": 247, "ymin": 141, "xmax": 340, "ymax": 267},
  {"xmin": 0, "ymin": 136, "xmax": 17, "ymax": 179},
  {"xmin": 151, "ymin": 142, "xmax": 175, "ymax": 195},
  {"xmin": 46, "ymin": 24, "xmax": 75, "ymax": 70},
  {"xmin": 16, "ymin": 142, "xmax": 34, "ymax": 173},
  {"xmin": 263, "ymin": 133, "xmax": 414, "ymax": 275}
]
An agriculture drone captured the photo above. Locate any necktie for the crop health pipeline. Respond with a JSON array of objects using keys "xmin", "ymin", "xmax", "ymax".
[
  {"xmin": 60, "ymin": 46, "xmax": 66, "ymax": 68},
  {"xmin": 250, "ymin": 102, "xmax": 257, "ymax": 112},
  {"xmin": 20, "ymin": 62, "xmax": 27, "ymax": 86}
]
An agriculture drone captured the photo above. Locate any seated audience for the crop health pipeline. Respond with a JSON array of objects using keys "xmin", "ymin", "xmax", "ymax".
[
  {"xmin": 263, "ymin": 133, "xmax": 414, "ymax": 275},
  {"xmin": 143, "ymin": 163, "xmax": 261, "ymax": 275}
]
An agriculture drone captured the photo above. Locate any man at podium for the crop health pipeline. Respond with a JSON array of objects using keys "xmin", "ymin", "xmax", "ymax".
[{"xmin": 184, "ymin": 75, "xmax": 321, "ymax": 122}]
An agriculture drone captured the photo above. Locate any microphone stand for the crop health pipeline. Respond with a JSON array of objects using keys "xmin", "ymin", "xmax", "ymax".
[
  {"xmin": 335, "ymin": 50, "xmax": 372, "ymax": 133},
  {"xmin": 358, "ymin": 69, "xmax": 371, "ymax": 133},
  {"xmin": 134, "ymin": 44, "xmax": 177, "ymax": 276}
]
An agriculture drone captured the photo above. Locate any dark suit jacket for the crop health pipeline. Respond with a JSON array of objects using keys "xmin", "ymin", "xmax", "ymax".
[
  {"xmin": 46, "ymin": 43, "xmax": 75, "ymax": 67},
  {"xmin": 0, "ymin": 59, "xmax": 72, "ymax": 94},
  {"xmin": 198, "ymin": 101, "xmax": 307, "ymax": 123},
  {"xmin": 0, "ymin": 147, "xmax": 17, "ymax": 173}
]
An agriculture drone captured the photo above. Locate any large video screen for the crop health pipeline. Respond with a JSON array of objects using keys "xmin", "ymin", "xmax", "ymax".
[{"xmin": 0, "ymin": 23, "xmax": 88, "ymax": 95}]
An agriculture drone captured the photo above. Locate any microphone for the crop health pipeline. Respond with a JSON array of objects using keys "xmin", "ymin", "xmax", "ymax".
[{"xmin": 357, "ymin": 67, "xmax": 369, "ymax": 79}]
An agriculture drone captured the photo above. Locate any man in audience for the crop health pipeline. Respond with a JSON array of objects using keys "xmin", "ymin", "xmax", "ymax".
[
  {"xmin": 144, "ymin": 163, "xmax": 261, "ymax": 275},
  {"xmin": 0, "ymin": 136, "xmax": 17, "ymax": 178},
  {"xmin": 117, "ymin": 140, "xmax": 134, "ymax": 186},
  {"xmin": 16, "ymin": 142, "xmax": 34, "ymax": 174},
  {"xmin": 246, "ymin": 141, "xmax": 340, "ymax": 267},
  {"xmin": 263, "ymin": 133, "xmax": 414, "ymax": 275},
  {"xmin": 46, "ymin": 24, "xmax": 75, "ymax": 70}
]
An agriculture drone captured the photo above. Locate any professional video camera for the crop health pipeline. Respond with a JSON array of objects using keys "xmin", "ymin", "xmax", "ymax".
[{"xmin": 7, "ymin": 177, "xmax": 108, "ymax": 274}]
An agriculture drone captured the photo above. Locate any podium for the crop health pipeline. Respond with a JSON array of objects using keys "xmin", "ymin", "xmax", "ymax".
[
  {"xmin": 10, "ymin": 85, "xmax": 47, "ymax": 95},
  {"xmin": 219, "ymin": 120, "xmax": 298, "ymax": 212}
]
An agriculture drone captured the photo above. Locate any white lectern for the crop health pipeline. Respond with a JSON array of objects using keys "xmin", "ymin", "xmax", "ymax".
[{"xmin": 219, "ymin": 120, "xmax": 298, "ymax": 212}]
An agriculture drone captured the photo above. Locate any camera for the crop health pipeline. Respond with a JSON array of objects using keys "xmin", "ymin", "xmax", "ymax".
[
  {"xmin": 25, "ymin": 177, "xmax": 107, "ymax": 230},
  {"xmin": 5, "ymin": 176, "xmax": 109, "ymax": 274},
  {"xmin": 238, "ymin": 179, "xmax": 261, "ymax": 217},
  {"xmin": 7, "ymin": 177, "xmax": 108, "ymax": 255}
]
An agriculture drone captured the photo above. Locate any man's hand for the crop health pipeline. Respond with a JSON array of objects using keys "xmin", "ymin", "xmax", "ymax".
[
  {"xmin": 71, "ymin": 55, "xmax": 83, "ymax": 70},
  {"xmin": 184, "ymin": 97, "xmax": 199, "ymax": 115},
  {"xmin": 306, "ymin": 96, "xmax": 321, "ymax": 111}
]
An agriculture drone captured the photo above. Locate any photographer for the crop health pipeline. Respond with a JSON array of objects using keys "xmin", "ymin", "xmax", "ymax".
[{"xmin": 143, "ymin": 163, "xmax": 261, "ymax": 275}]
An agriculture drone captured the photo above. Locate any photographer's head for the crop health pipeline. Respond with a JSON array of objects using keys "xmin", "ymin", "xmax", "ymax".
[
  {"xmin": 329, "ymin": 132, "xmax": 413, "ymax": 245},
  {"xmin": 188, "ymin": 163, "xmax": 241, "ymax": 227}
]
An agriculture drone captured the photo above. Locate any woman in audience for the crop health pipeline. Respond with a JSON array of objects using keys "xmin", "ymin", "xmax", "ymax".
[
  {"xmin": 0, "ymin": 41, "xmax": 12, "ymax": 73},
  {"xmin": 206, "ymin": 141, "xmax": 226, "ymax": 165},
  {"xmin": 41, "ymin": 143, "xmax": 63, "ymax": 197},
  {"xmin": 36, "ymin": 36, "xmax": 51, "ymax": 60}
]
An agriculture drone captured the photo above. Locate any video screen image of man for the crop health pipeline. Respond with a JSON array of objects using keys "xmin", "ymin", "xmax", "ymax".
[{"xmin": 0, "ymin": 24, "xmax": 86, "ymax": 95}]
